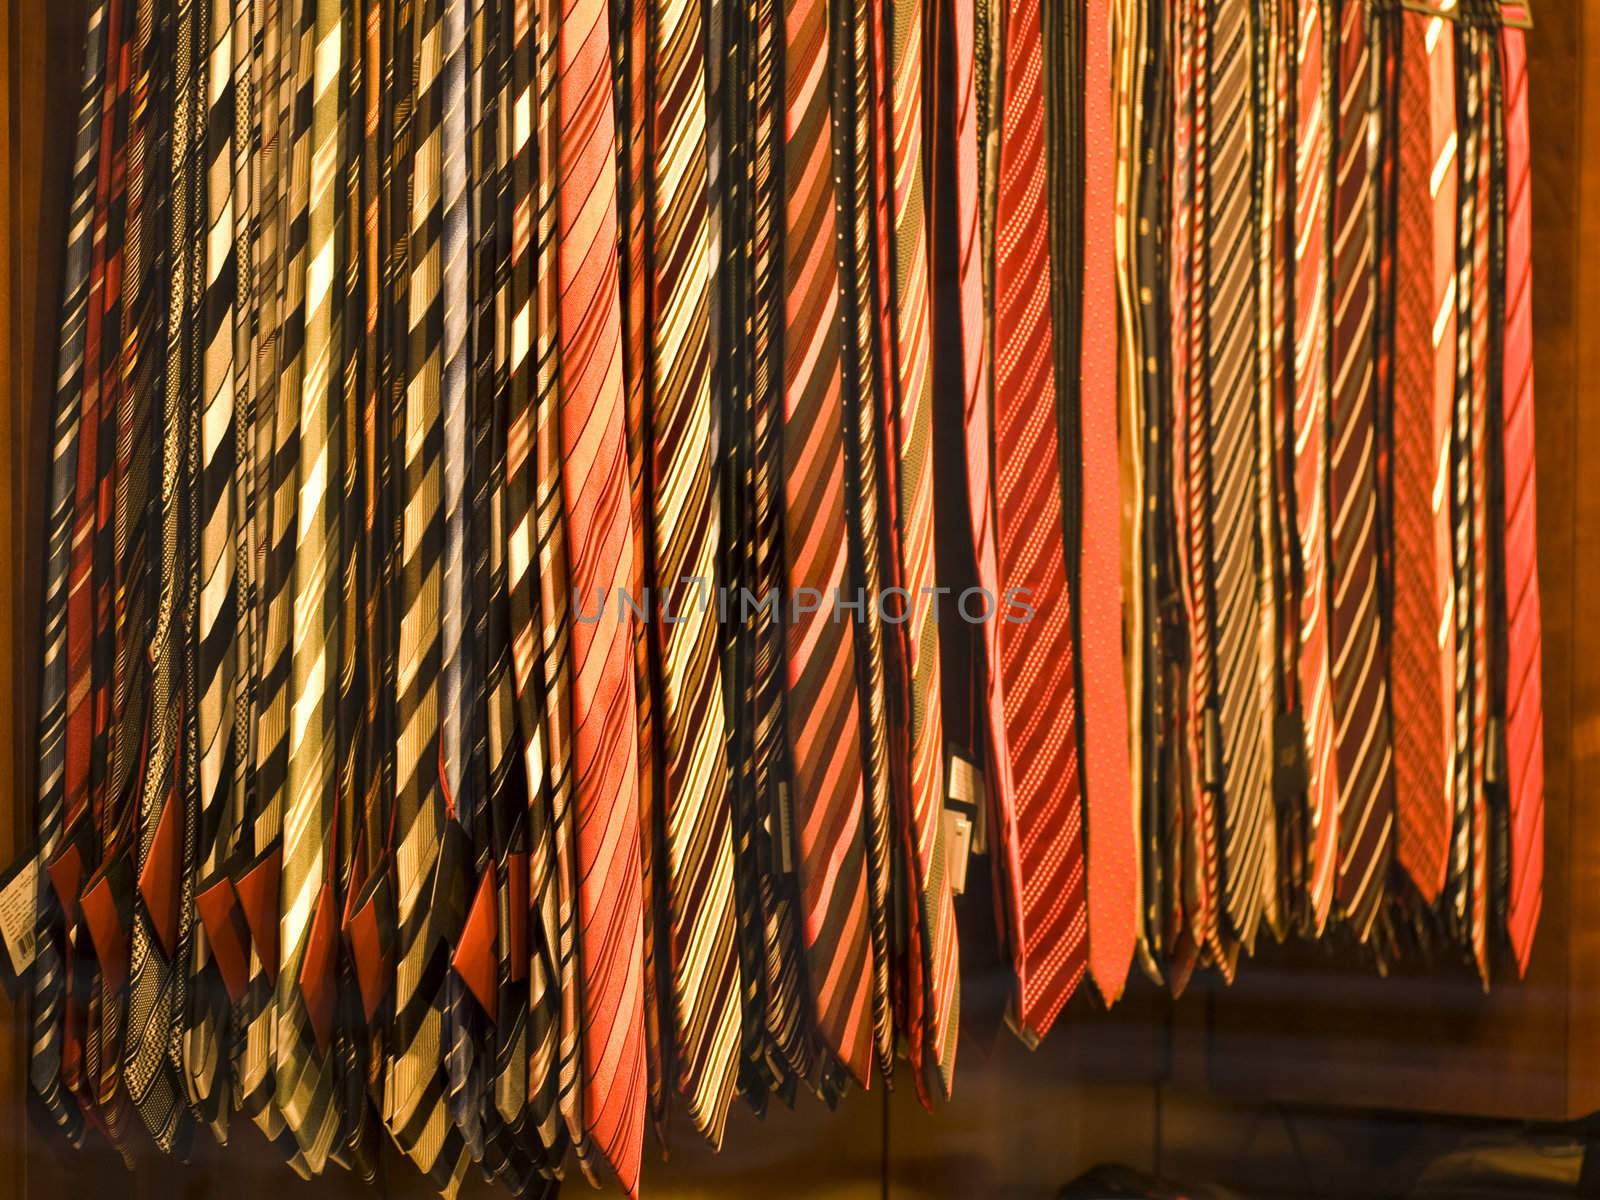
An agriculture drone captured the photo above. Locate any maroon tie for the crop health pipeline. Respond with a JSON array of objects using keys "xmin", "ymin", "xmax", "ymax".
[
  {"xmin": 1498, "ymin": 3, "xmax": 1543, "ymax": 975},
  {"xmin": 992, "ymin": 0, "xmax": 1088, "ymax": 1041}
]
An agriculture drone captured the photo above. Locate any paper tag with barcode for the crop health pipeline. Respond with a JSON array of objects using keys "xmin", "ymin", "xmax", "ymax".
[
  {"xmin": 0, "ymin": 855, "xmax": 39, "ymax": 977},
  {"xmin": 944, "ymin": 810, "xmax": 972, "ymax": 896}
]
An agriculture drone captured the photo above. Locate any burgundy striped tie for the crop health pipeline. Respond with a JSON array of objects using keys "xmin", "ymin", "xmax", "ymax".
[
  {"xmin": 1498, "ymin": 3, "xmax": 1542, "ymax": 975},
  {"xmin": 779, "ymin": 0, "xmax": 874, "ymax": 1087},
  {"xmin": 1328, "ymin": 0, "xmax": 1393, "ymax": 939},
  {"xmin": 992, "ymin": 0, "xmax": 1088, "ymax": 1041},
  {"xmin": 555, "ymin": 0, "xmax": 648, "ymax": 1185}
]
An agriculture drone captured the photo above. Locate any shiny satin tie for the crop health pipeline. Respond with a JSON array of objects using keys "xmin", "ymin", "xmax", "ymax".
[
  {"xmin": 1498, "ymin": 2, "xmax": 1543, "ymax": 977},
  {"xmin": 1390, "ymin": 5, "xmax": 1454, "ymax": 907},
  {"xmin": 187, "ymin": 0, "xmax": 244, "ymax": 1133},
  {"xmin": 993, "ymin": 0, "xmax": 1089, "ymax": 1042},
  {"xmin": 555, "ymin": 0, "xmax": 649, "ymax": 1181},
  {"xmin": 885, "ymin": 0, "xmax": 960, "ymax": 1094},
  {"xmin": 1290, "ymin": 0, "xmax": 1339, "ymax": 933},
  {"xmin": 1081, "ymin": 0, "xmax": 1138, "ymax": 1000},
  {"xmin": 275, "ymin": 0, "xmax": 343, "ymax": 1170},
  {"xmin": 778, "ymin": 0, "xmax": 874, "ymax": 1088},
  {"xmin": 1203, "ymin": 0, "xmax": 1273, "ymax": 954},
  {"xmin": 1328, "ymin": 0, "xmax": 1393, "ymax": 939}
]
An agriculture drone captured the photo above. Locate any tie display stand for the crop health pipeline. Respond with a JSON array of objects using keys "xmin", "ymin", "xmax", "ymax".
[{"xmin": 3, "ymin": 0, "xmax": 1600, "ymax": 1197}]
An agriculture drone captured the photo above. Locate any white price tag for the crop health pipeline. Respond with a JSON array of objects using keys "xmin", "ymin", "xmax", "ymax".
[
  {"xmin": 0, "ymin": 855, "xmax": 39, "ymax": 977},
  {"xmin": 944, "ymin": 810, "xmax": 972, "ymax": 897}
]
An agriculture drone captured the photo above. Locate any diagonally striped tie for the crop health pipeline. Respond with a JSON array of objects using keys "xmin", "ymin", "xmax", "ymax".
[
  {"xmin": 1327, "ymin": 0, "xmax": 1392, "ymax": 939},
  {"xmin": 830, "ymin": 0, "xmax": 895, "ymax": 1089},
  {"xmin": 1203, "ymin": 0, "xmax": 1271, "ymax": 954},
  {"xmin": 1389, "ymin": 4, "xmax": 1453, "ymax": 907},
  {"xmin": 885, "ymin": 0, "xmax": 960, "ymax": 1097},
  {"xmin": 554, "ymin": 0, "xmax": 649, "ymax": 1182},
  {"xmin": 383, "ymin": 0, "xmax": 472, "ymax": 1187},
  {"xmin": 1498, "ymin": 4, "xmax": 1542, "ymax": 976},
  {"xmin": 526, "ymin": 0, "xmax": 585, "ymax": 1164},
  {"xmin": 32, "ymin": 0, "xmax": 108, "ymax": 1147},
  {"xmin": 188, "ymin": 0, "xmax": 242, "ymax": 1133},
  {"xmin": 123, "ymin": 0, "xmax": 195, "ymax": 1154},
  {"xmin": 992, "ymin": 0, "xmax": 1089, "ymax": 1041},
  {"xmin": 751, "ymin": 0, "xmax": 812, "ymax": 1091},
  {"xmin": 274, "ymin": 0, "xmax": 343, "ymax": 1169},
  {"xmin": 778, "ymin": 0, "xmax": 874, "ymax": 1088},
  {"xmin": 1290, "ymin": 0, "xmax": 1340, "ymax": 934},
  {"xmin": 642, "ymin": 0, "xmax": 743, "ymax": 1143}
]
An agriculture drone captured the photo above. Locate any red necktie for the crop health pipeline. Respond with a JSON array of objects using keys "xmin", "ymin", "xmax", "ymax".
[
  {"xmin": 1389, "ymin": 7, "xmax": 1454, "ymax": 906},
  {"xmin": 1080, "ymin": 0, "xmax": 1137, "ymax": 1003},
  {"xmin": 779, "ymin": 0, "xmax": 874, "ymax": 1087},
  {"xmin": 992, "ymin": 0, "xmax": 1088, "ymax": 1041},
  {"xmin": 1498, "ymin": 4, "xmax": 1543, "ymax": 976},
  {"xmin": 555, "ymin": 0, "xmax": 648, "ymax": 1184}
]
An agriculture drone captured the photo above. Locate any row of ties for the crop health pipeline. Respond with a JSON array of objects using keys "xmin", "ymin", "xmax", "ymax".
[
  {"xmin": 25, "ymin": 0, "xmax": 1543, "ymax": 1195},
  {"xmin": 1112, "ymin": 0, "xmax": 1543, "ymax": 990}
]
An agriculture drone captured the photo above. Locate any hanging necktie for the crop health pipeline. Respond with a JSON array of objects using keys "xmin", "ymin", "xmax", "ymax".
[
  {"xmin": 1290, "ymin": 0, "xmax": 1339, "ymax": 933},
  {"xmin": 635, "ymin": 0, "xmax": 744, "ymax": 1141},
  {"xmin": 274, "ymin": 0, "xmax": 343, "ymax": 1169},
  {"xmin": 830, "ymin": 0, "xmax": 896, "ymax": 1090},
  {"xmin": 31, "ymin": 0, "xmax": 108, "ymax": 1147},
  {"xmin": 1173, "ymin": 0, "xmax": 1225, "ymax": 979},
  {"xmin": 992, "ymin": 0, "xmax": 1089, "ymax": 1042},
  {"xmin": 946, "ymin": 0, "xmax": 1017, "ymax": 988},
  {"xmin": 1081, "ymin": 0, "xmax": 1139, "ymax": 1000},
  {"xmin": 123, "ymin": 0, "xmax": 195, "ymax": 1153},
  {"xmin": 382, "ymin": 0, "xmax": 474, "ymax": 1186},
  {"xmin": 1328, "ymin": 0, "xmax": 1392, "ymax": 939},
  {"xmin": 885, "ymin": 0, "xmax": 960, "ymax": 1095},
  {"xmin": 187, "ymin": 0, "xmax": 243, "ymax": 1134},
  {"xmin": 1498, "ymin": 1, "xmax": 1542, "ymax": 976},
  {"xmin": 554, "ymin": 0, "xmax": 649, "ymax": 1182},
  {"xmin": 1465, "ymin": 9, "xmax": 1493, "ymax": 982},
  {"xmin": 238, "ymin": 0, "xmax": 305, "ymax": 1168},
  {"xmin": 777, "ymin": 0, "xmax": 874, "ymax": 1089},
  {"xmin": 748, "ymin": 0, "xmax": 812, "ymax": 1092},
  {"xmin": 1389, "ymin": 4, "xmax": 1454, "ymax": 907},
  {"xmin": 72, "ymin": 0, "xmax": 129, "ymax": 1148},
  {"xmin": 1202, "ymin": 0, "xmax": 1273, "ymax": 955}
]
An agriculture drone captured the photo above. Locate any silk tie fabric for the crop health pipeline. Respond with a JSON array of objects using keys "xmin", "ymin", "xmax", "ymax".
[
  {"xmin": 1390, "ymin": 4, "xmax": 1455, "ymax": 907},
  {"xmin": 33, "ymin": 0, "xmax": 109, "ymax": 1148},
  {"xmin": 1081, "ymin": 0, "xmax": 1138, "ymax": 1001},
  {"xmin": 555, "ymin": 0, "xmax": 649, "ymax": 1182},
  {"xmin": 993, "ymin": 0, "xmax": 1089, "ymax": 1042},
  {"xmin": 885, "ymin": 0, "xmax": 960, "ymax": 1096},
  {"xmin": 778, "ymin": 0, "xmax": 874, "ymax": 1088},
  {"xmin": 1290, "ymin": 0, "xmax": 1340, "ymax": 934},
  {"xmin": 1498, "ymin": 1, "xmax": 1543, "ymax": 976}
]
